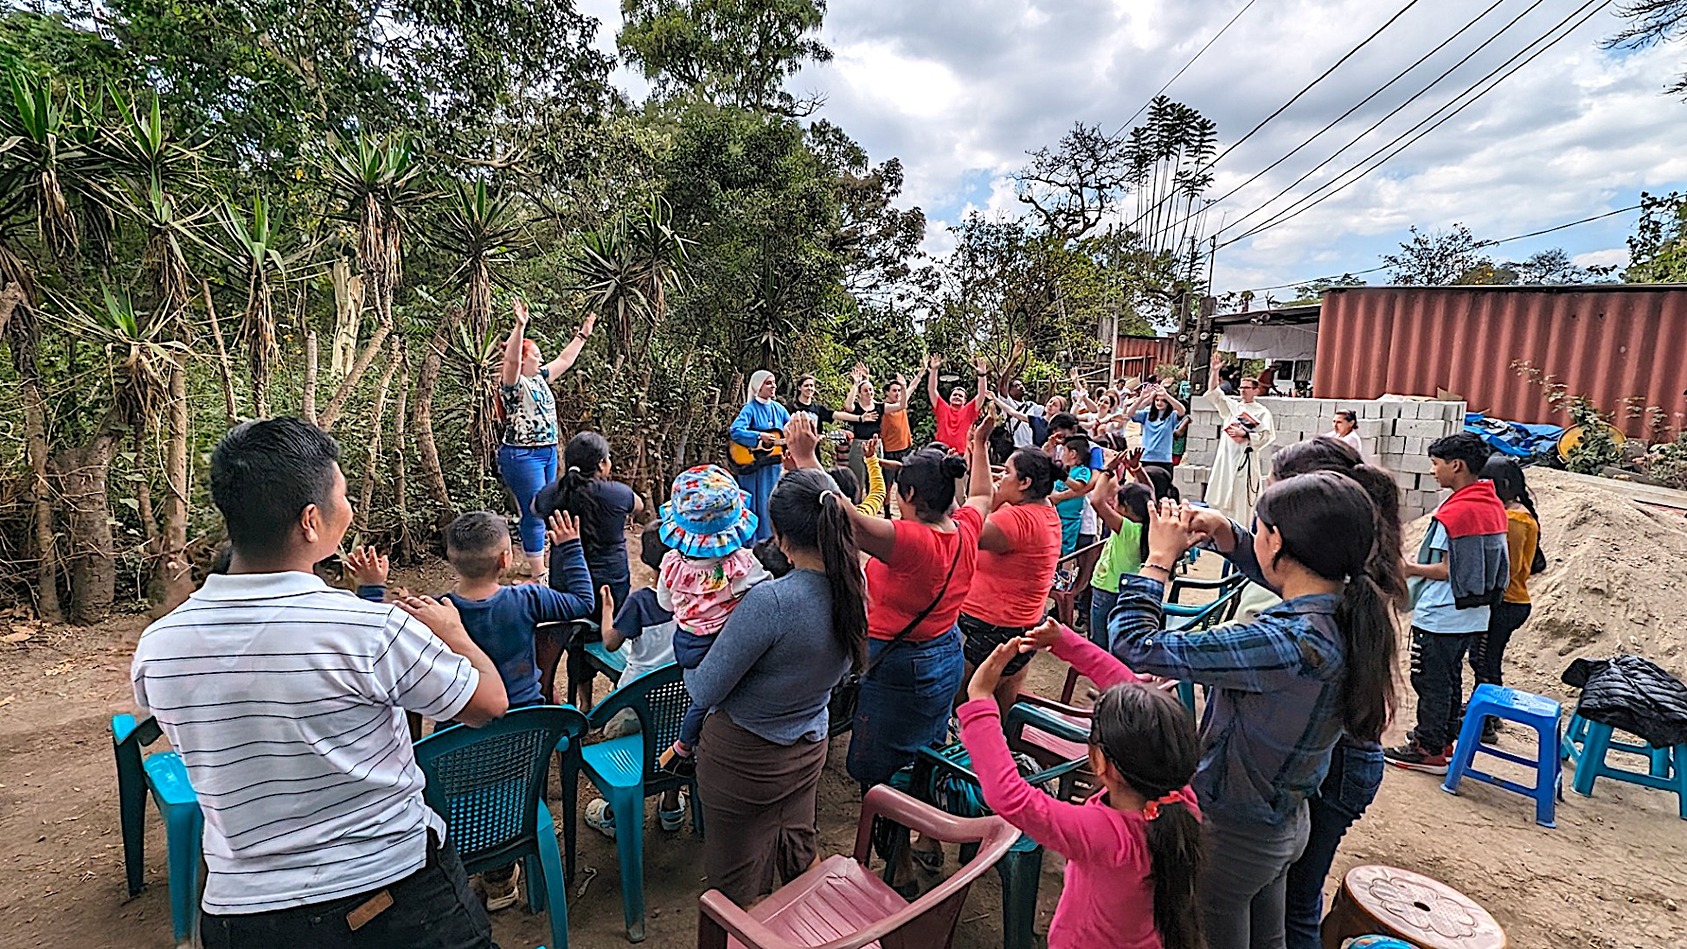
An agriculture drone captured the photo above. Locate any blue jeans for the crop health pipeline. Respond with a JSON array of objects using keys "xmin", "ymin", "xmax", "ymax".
[
  {"xmin": 674, "ymin": 628, "xmax": 715, "ymax": 749},
  {"xmin": 1088, "ymin": 587, "xmax": 1118, "ymax": 649},
  {"xmin": 847, "ymin": 626, "xmax": 965, "ymax": 788},
  {"xmin": 1283, "ymin": 741, "xmax": 1385, "ymax": 949},
  {"xmin": 497, "ymin": 443, "xmax": 557, "ymax": 555}
]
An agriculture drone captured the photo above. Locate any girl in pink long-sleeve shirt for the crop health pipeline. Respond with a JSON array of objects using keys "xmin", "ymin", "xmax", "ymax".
[{"xmin": 959, "ymin": 620, "xmax": 1203, "ymax": 949}]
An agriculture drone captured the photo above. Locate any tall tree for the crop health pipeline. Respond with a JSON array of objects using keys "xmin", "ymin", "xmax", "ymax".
[
  {"xmin": 1626, "ymin": 190, "xmax": 1687, "ymax": 282},
  {"xmin": 1381, "ymin": 224, "xmax": 1497, "ymax": 285},
  {"xmin": 618, "ymin": 0, "xmax": 831, "ymax": 113}
]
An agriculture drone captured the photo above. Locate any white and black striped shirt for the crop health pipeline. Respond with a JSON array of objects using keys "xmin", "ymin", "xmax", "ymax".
[{"xmin": 131, "ymin": 572, "xmax": 478, "ymax": 915}]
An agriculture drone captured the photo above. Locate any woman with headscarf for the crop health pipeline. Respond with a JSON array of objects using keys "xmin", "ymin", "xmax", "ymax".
[{"xmin": 730, "ymin": 370, "xmax": 791, "ymax": 542}]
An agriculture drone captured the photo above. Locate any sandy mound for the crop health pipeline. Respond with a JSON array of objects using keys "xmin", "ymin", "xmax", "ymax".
[{"xmin": 1407, "ymin": 467, "xmax": 1687, "ymax": 698}]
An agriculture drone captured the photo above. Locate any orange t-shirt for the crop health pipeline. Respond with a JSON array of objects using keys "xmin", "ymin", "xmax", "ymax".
[
  {"xmin": 962, "ymin": 502, "xmax": 1062, "ymax": 628},
  {"xmin": 881, "ymin": 408, "xmax": 913, "ymax": 453}
]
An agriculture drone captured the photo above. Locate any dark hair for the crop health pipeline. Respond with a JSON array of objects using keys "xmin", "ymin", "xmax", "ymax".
[
  {"xmin": 208, "ymin": 543, "xmax": 233, "ymax": 576},
  {"xmin": 1143, "ymin": 464, "xmax": 1179, "ymax": 502},
  {"xmin": 752, "ymin": 536, "xmax": 793, "ymax": 578},
  {"xmin": 1480, "ymin": 456, "xmax": 1544, "ymax": 572},
  {"xmin": 1271, "ymin": 437, "xmax": 1408, "ymax": 606},
  {"xmin": 1118, "ymin": 482, "xmax": 1154, "ymax": 562},
  {"xmin": 1428, "ymin": 432, "xmax": 1491, "ymax": 476},
  {"xmin": 639, "ymin": 521, "xmax": 669, "ymax": 573},
  {"xmin": 1062, "ymin": 434, "xmax": 1091, "ymax": 460},
  {"xmin": 1147, "ymin": 391, "xmax": 1176, "ymax": 423},
  {"xmin": 767, "ymin": 469, "xmax": 869, "ymax": 672},
  {"xmin": 445, "ymin": 512, "xmax": 512, "ymax": 579},
  {"xmin": 1006, "ymin": 448, "xmax": 1066, "ymax": 501},
  {"xmin": 827, "ymin": 465, "xmax": 863, "ymax": 506},
  {"xmin": 210, "ymin": 417, "xmax": 342, "ymax": 556},
  {"xmin": 896, "ymin": 447, "xmax": 967, "ymax": 521},
  {"xmin": 1047, "ymin": 412, "xmax": 1080, "ymax": 434},
  {"xmin": 537, "ymin": 431, "xmax": 611, "ymax": 548},
  {"xmin": 1090, "ymin": 684, "xmax": 1203, "ymax": 949},
  {"xmin": 1254, "ymin": 472, "xmax": 1399, "ymax": 743},
  {"xmin": 1335, "ymin": 409, "xmax": 1357, "ymax": 424}
]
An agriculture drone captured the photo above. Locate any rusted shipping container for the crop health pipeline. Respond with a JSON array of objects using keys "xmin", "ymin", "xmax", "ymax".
[
  {"xmin": 1114, "ymin": 334, "xmax": 1183, "ymax": 382},
  {"xmin": 1313, "ymin": 286, "xmax": 1687, "ymax": 437}
]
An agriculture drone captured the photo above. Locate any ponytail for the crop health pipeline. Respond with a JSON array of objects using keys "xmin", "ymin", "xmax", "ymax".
[
  {"xmin": 767, "ymin": 469, "xmax": 869, "ymax": 673},
  {"xmin": 537, "ymin": 432, "xmax": 611, "ymax": 549},
  {"xmin": 1335, "ymin": 571, "xmax": 1399, "ymax": 743},
  {"xmin": 1145, "ymin": 807, "xmax": 1204, "ymax": 949}
]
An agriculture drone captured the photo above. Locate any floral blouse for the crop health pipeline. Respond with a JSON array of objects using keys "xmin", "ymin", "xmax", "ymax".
[{"xmin": 500, "ymin": 367, "xmax": 558, "ymax": 447}]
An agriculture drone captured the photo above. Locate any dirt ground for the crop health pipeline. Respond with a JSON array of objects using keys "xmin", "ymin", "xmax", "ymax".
[{"xmin": 3, "ymin": 478, "xmax": 1686, "ymax": 948}]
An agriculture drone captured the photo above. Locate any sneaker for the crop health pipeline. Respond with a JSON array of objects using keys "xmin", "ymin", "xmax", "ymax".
[
  {"xmin": 483, "ymin": 863, "xmax": 521, "ymax": 912},
  {"xmin": 658, "ymin": 792, "xmax": 688, "ymax": 832},
  {"xmin": 1480, "ymin": 717, "xmax": 1500, "ymax": 745},
  {"xmin": 658, "ymin": 742, "xmax": 698, "ymax": 779},
  {"xmin": 1384, "ymin": 740, "xmax": 1450, "ymax": 775},
  {"xmin": 585, "ymin": 798, "xmax": 616, "ymax": 840}
]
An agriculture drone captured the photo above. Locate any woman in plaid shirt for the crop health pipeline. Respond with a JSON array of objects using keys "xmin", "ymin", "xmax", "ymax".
[{"xmin": 1108, "ymin": 476, "xmax": 1398, "ymax": 949}]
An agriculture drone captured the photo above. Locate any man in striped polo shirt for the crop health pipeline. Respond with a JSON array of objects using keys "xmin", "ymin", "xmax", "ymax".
[{"xmin": 132, "ymin": 418, "xmax": 509, "ymax": 948}]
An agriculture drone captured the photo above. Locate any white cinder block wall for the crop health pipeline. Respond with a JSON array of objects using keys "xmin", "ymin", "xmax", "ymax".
[{"xmin": 1168, "ymin": 397, "xmax": 1467, "ymax": 521}]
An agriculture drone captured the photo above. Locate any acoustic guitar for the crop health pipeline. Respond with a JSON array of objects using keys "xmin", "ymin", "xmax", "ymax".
[{"xmin": 728, "ymin": 429, "xmax": 851, "ymax": 474}]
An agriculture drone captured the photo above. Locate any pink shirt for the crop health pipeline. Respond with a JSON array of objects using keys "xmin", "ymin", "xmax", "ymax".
[
  {"xmin": 656, "ymin": 548, "xmax": 768, "ymax": 637},
  {"xmin": 958, "ymin": 628, "xmax": 1198, "ymax": 949}
]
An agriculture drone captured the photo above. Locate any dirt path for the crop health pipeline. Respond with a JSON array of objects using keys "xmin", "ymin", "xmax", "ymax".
[{"xmin": 2, "ymin": 609, "xmax": 1683, "ymax": 948}]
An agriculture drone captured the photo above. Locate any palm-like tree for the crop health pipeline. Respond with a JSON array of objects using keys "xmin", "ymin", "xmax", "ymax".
[
  {"xmin": 564, "ymin": 195, "xmax": 692, "ymax": 366},
  {"xmin": 214, "ymin": 194, "xmax": 300, "ymax": 417}
]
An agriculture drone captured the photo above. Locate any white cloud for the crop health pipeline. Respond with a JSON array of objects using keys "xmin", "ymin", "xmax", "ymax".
[{"xmin": 1574, "ymin": 247, "xmax": 1629, "ymax": 268}]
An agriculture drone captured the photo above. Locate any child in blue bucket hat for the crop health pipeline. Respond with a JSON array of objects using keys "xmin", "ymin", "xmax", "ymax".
[{"xmin": 653, "ymin": 464, "xmax": 769, "ymax": 777}]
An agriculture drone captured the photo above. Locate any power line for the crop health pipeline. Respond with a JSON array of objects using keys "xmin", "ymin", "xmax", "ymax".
[
  {"xmin": 1111, "ymin": 0, "xmax": 1260, "ymax": 137},
  {"xmin": 1159, "ymin": 0, "xmax": 1514, "ymax": 242},
  {"xmin": 1214, "ymin": 0, "xmax": 1557, "ymax": 243},
  {"xmin": 1221, "ymin": 0, "xmax": 1614, "ymax": 248},
  {"xmin": 1123, "ymin": 0, "xmax": 1427, "ymax": 236},
  {"xmin": 1230, "ymin": 203, "xmax": 1641, "ymax": 294}
]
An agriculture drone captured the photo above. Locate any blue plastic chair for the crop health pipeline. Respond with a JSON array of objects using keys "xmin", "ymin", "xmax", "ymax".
[
  {"xmin": 112, "ymin": 714, "xmax": 202, "ymax": 947},
  {"xmin": 572, "ymin": 662, "xmax": 700, "ymax": 943},
  {"xmin": 1440, "ymin": 684, "xmax": 1561, "ymax": 827},
  {"xmin": 583, "ymin": 640, "xmax": 629, "ymax": 681},
  {"xmin": 1561, "ymin": 711, "xmax": 1687, "ymax": 819},
  {"xmin": 415, "ymin": 705, "xmax": 587, "ymax": 949}
]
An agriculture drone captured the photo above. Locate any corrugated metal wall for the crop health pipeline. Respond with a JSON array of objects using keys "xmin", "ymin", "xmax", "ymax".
[
  {"xmin": 1313, "ymin": 287, "xmax": 1687, "ymax": 437},
  {"xmin": 1114, "ymin": 335, "xmax": 1183, "ymax": 381}
]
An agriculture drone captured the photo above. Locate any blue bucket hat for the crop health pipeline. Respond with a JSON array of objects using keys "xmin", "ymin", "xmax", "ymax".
[{"xmin": 658, "ymin": 465, "xmax": 759, "ymax": 559}]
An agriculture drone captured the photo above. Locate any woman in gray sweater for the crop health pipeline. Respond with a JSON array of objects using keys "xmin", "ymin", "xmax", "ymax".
[{"xmin": 685, "ymin": 468, "xmax": 868, "ymax": 904}]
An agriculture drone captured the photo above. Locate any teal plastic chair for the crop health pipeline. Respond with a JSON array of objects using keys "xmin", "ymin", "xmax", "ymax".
[
  {"xmin": 1562, "ymin": 711, "xmax": 1686, "ymax": 819},
  {"xmin": 573, "ymin": 662, "xmax": 701, "ymax": 943},
  {"xmin": 902, "ymin": 702, "xmax": 1091, "ymax": 949},
  {"xmin": 415, "ymin": 705, "xmax": 588, "ymax": 949},
  {"xmin": 112, "ymin": 714, "xmax": 202, "ymax": 947},
  {"xmin": 583, "ymin": 640, "xmax": 629, "ymax": 681}
]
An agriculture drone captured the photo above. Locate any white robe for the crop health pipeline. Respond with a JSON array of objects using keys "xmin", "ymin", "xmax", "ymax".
[{"xmin": 1205, "ymin": 388, "xmax": 1276, "ymax": 523}]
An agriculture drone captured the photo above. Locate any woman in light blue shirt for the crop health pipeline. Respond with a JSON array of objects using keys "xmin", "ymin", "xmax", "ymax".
[{"xmin": 1130, "ymin": 384, "xmax": 1186, "ymax": 466}]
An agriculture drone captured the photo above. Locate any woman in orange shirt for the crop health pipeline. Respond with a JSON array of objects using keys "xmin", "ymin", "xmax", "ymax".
[
  {"xmin": 877, "ymin": 368, "xmax": 923, "ymax": 516},
  {"xmin": 956, "ymin": 408, "xmax": 1066, "ymax": 714}
]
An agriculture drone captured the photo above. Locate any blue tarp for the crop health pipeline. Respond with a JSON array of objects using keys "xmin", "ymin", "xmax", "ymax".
[{"xmin": 1464, "ymin": 412, "xmax": 1565, "ymax": 458}]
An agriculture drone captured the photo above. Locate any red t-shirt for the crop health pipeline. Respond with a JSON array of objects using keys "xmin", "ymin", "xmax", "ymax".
[
  {"xmin": 933, "ymin": 399, "xmax": 980, "ymax": 451},
  {"xmin": 962, "ymin": 502, "xmax": 1062, "ymax": 628},
  {"xmin": 867, "ymin": 506, "xmax": 982, "ymax": 641}
]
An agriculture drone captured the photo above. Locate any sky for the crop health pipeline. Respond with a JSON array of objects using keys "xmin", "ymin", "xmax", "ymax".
[{"xmin": 574, "ymin": 0, "xmax": 1687, "ymax": 298}]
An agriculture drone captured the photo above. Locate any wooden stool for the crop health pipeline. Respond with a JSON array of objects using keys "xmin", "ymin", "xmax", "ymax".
[{"xmin": 1321, "ymin": 865, "xmax": 1506, "ymax": 949}]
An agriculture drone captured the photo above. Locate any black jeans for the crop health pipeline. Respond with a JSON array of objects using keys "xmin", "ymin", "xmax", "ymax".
[
  {"xmin": 201, "ymin": 834, "xmax": 498, "ymax": 949},
  {"xmin": 1283, "ymin": 741, "xmax": 1385, "ymax": 949},
  {"xmin": 1409, "ymin": 627, "xmax": 1477, "ymax": 752},
  {"xmin": 1470, "ymin": 601, "xmax": 1532, "ymax": 687}
]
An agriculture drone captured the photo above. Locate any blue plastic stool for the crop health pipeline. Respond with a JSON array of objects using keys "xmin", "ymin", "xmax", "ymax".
[
  {"xmin": 112, "ymin": 714, "xmax": 203, "ymax": 947},
  {"xmin": 1561, "ymin": 712, "xmax": 1687, "ymax": 819},
  {"xmin": 1440, "ymin": 684, "xmax": 1561, "ymax": 827}
]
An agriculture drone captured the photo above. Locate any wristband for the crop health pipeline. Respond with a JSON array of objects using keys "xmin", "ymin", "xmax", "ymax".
[{"xmin": 1141, "ymin": 562, "xmax": 1175, "ymax": 576}]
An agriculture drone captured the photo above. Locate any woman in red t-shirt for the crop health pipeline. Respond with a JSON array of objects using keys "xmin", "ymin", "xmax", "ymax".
[
  {"xmin": 957, "ymin": 411, "xmax": 1066, "ymax": 715},
  {"xmin": 842, "ymin": 446, "xmax": 989, "ymax": 790}
]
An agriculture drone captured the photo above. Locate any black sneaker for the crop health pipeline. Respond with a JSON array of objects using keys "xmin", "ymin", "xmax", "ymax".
[
  {"xmin": 1480, "ymin": 717, "xmax": 1500, "ymax": 745},
  {"xmin": 1384, "ymin": 740, "xmax": 1450, "ymax": 775}
]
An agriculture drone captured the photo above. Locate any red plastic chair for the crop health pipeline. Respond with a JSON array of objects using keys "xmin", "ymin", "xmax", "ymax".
[{"xmin": 696, "ymin": 785, "xmax": 1016, "ymax": 949}]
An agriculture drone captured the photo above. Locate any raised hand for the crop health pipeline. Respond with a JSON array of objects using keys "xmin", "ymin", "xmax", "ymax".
[
  {"xmin": 344, "ymin": 545, "xmax": 390, "ymax": 587},
  {"xmin": 973, "ymin": 354, "xmax": 989, "ymax": 375},
  {"xmin": 513, "ymin": 297, "xmax": 530, "ymax": 326},
  {"xmin": 578, "ymin": 312, "xmax": 598, "ymax": 338},
  {"xmin": 784, "ymin": 412, "xmax": 822, "ymax": 468},
  {"xmin": 546, "ymin": 510, "xmax": 581, "ymax": 547},
  {"xmin": 967, "ymin": 638, "xmax": 1031, "ymax": 703},
  {"xmin": 927, "ymin": 353, "xmax": 943, "ymax": 371},
  {"xmin": 1146, "ymin": 497, "xmax": 1198, "ymax": 564}
]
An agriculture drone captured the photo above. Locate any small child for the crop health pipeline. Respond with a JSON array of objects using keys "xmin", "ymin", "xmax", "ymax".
[
  {"xmin": 1469, "ymin": 455, "xmax": 1541, "ymax": 743},
  {"xmin": 654, "ymin": 465, "xmax": 768, "ymax": 775},
  {"xmin": 347, "ymin": 510, "xmax": 596, "ymax": 912},
  {"xmin": 585, "ymin": 523, "xmax": 689, "ymax": 837},
  {"xmin": 961, "ymin": 621, "xmax": 1203, "ymax": 949}
]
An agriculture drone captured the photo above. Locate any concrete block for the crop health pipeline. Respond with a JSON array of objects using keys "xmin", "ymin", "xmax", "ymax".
[
  {"xmin": 1379, "ymin": 402, "xmax": 1404, "ymax": 419},
  {"xmin": 1404, "ymin": 436, "xmax": 1425, "ymax": 456},
  {"xmin": 1398, "ymin": 452, "xmax": 1434, "ymax": 475},
  {"xmin": 1359, "ymin": 403, "xmax": 1384, "ymax": 420},
  {"xmin": 1358, "ymin": 420, "xmax": 1386, "ymax": 439},
  {"xmin": 1393, "ymin": 418, "xmax": 1448, "ymax": 438}
]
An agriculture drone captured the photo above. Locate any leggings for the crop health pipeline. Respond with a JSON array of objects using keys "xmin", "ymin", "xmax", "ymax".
[{"xmin": 497, "ymin": 443, "xmax": 557, "ymax": 555}]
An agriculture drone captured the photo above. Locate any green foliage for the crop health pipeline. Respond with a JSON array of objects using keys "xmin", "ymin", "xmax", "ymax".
[
  {"xmin": 1381, "ymin": 224, "xmax": 1498, "ymax": 285},
  {"xmin": 1563, "ymin": 396, "xmax": 1624, "ymax": 474},
  {"xmin": 1625, "ymin": 191, "xmax": 1687, "ymax": 283},
  {"xmin": 619, "ymin": 0, "xmax": 831, "ymax": 113}
]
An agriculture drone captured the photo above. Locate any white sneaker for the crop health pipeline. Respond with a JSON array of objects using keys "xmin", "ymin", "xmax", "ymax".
[
  {"xmin": 483, "ymin": 863, "xmax": 521, "ymax": 912},
  {"xmin": 585, "ymin": 798, "xmax": 616, "ymax": 840},
  {"xmin": 659, "ymin": 792, "xmax": 689, "ymax": 832}
]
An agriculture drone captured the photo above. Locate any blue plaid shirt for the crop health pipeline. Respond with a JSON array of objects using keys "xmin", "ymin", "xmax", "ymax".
[{"xmin": 1109, "ymin": 573, "xmax": 1348, "ymax": 826}]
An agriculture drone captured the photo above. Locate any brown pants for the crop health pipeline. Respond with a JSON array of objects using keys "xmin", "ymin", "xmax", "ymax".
[{"xmin": 695, "ymin": 711, "xmax": 828, "ymax": 905}]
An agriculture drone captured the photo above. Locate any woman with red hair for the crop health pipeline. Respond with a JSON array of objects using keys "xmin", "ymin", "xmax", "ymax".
[{"xmin": 498, "ymin": 298, "xmax": 597, "ymax": 579}]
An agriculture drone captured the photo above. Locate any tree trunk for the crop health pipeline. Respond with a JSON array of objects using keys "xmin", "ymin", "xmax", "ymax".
[
  {"xmin": 160, "ymin": 353, "xmax": 193, "ymax": 610},
  {"xmin": 55, "ymin": 432, "xmax": 117, "ymax": 624},
  {"xmin": 0, "ymin": 283, "xmax": 22, "ymax": 338},
  {"xmin": 392, "ymin": 353, "xmax": 413, "ymax": 562},
  {"xmin": 330, "ymin": 258, "xmax": 364, "ymax": 379},
  {"xmin": 131, "ymin": 429, "xmax": 161, "ymax": 604},
  {"xmin": 21, "ymin": 378, "xmax": 61, "ymax": 620},
  {"xmin": 414, "ymin": 310, "xmax": 459, "ymax": 529},
  {"xmin": 358, "ymin": 340, "xmax": 402, "ymax": 531},
  {"xmin": 317, "ymin": 324, "xmax": 391, "ymax": 433},
  {"xmin": 202, "ymin": 282, "xmax": 240, "ymax": 427},
  {"xmin": 302, "ymin": 330, "xmax": 319, "ymax": 424}
]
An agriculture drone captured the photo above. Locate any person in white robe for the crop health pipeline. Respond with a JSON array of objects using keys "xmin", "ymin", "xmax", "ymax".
[{"xmin": 1203, "ymin": 352, "xmax": 1276, "ymax": 523}]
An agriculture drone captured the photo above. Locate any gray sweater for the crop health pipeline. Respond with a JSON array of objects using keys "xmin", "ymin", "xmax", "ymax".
[{"xmin": 684, "ymin": 569, "xmax": 852, "ymax": 745}]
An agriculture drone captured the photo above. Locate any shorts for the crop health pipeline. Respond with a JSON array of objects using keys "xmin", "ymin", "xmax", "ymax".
[{"xmin": 958, "ymin": 613, "xmax": 1036, "ymax": 676}]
